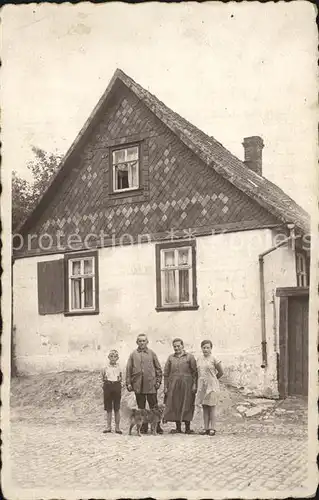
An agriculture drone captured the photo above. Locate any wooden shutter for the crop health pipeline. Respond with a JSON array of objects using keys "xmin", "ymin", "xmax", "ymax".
[{"xmin": 37, "ymin": 259, "xmax": 65, "ymax": 315}]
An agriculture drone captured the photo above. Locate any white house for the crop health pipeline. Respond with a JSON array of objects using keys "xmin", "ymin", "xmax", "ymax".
[{"xmin": 12, "ymin": 69, "xmax": 310, "ymax": 398}]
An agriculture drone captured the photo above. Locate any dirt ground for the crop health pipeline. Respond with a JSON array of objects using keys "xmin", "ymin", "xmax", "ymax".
[{"xmin": 10, "ymin": 371, "xmax": 308, "ymax": 434}]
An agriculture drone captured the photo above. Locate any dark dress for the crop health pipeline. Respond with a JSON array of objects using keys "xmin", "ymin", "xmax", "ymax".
[{"xmin": 163, "ymin": 352, "xmax": 198, "ymax": 422}]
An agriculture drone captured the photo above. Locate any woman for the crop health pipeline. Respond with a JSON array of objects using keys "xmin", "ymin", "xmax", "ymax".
[{"xmin": 163, "ymin": 338, "xmax": 198, "ymax": 434}]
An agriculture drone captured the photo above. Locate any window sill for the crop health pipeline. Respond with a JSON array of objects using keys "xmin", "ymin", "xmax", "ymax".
[
  {"xmin": 64, "ymin": 310, "xmax": 100, "ymax": 317},
  {"xmin": 113, "ymin": 187, "xmax": 139, "ymax": 193},
  {"xmin": 109, "ymin": 188, "xmax": 144, "ymax": 199},
  {"xmin": 156, "ymin": 305, "xmax": 199, "ymax": 312}
]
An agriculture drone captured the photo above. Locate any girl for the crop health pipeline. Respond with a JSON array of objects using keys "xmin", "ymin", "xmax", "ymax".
[
  {"xmin": 102, "ymin": 349, "xmax": 123, "ymax": 434},
  {"xmin": 196, "ymin": 340, "xmax": 223, "ymax": 436}
]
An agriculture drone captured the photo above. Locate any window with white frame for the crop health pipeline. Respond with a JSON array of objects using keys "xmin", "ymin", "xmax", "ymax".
[
  {"xmin": 68, "ymin": 255, "xmax": 97, "ymax": 312},
  {"xmin": 112, "ymin": 145, "xmax": 139, "ymax": 192},
  {"xmin": 156, "ymin": 241, "xmax": 198, "ymax": 310},
  {"xmin": 296, "ymin": 252, "xmax": 308, "ymax": 287}
]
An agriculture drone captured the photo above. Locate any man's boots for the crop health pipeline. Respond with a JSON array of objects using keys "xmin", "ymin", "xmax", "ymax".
[{"xmin": 140, "ymin": 423, "xmax": 148, "ymax": 434}]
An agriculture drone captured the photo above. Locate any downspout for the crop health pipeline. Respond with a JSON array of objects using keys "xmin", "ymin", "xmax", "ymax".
[{"xmin": 258, "ymin": 227, "xmax": 301, "ymax": 368}]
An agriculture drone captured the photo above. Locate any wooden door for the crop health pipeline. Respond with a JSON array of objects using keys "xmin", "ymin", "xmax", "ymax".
[{"xmin": 287, "ymin": 296, "xmax": 309, "ymax": 396}]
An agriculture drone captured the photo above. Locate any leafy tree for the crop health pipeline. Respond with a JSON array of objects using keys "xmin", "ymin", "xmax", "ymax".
[
  {"xmin": 12, "ymin": 146, "xmax": 63, "ymax": 230},
  {"xmin": 12, "ymin": 172, "xmax": 33, "ymax": 231}
]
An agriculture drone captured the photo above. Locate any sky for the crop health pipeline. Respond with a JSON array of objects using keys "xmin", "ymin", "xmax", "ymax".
[{"xmin": 2, "ymin": 1, "xmax": 318, "ymax": 213}]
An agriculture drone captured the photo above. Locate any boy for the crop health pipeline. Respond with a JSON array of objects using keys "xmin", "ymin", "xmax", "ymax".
[{"xmin": 102, "ymin": 349, "xmax": 122, "ymax": 434}]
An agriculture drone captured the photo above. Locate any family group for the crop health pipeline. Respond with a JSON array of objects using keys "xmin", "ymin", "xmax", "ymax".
[{"xmin": 102, "ymin": 334, "xmax": 224, "ymax": 436}]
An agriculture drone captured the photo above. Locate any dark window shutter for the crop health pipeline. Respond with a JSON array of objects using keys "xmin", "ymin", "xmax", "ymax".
[{"xmin": 37, "ymin": 259, "xmax": 65, "ymax": 315}]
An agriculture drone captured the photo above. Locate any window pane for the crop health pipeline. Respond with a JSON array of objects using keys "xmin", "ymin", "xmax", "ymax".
[
  {"xmin": 163, "ymin": 270, "xmax": 176, "ymax": 303},
  {"xmin": 84, "ymin": 259, "xmax": 93, "ymax": 275},
  {"xmin": 113, "ymin": 149, "xmax": 125, "ymax": 163},
  {"xmin": 72, "ymin": 261, "xmax": 81, "ymax": 276},
  {"xmin": 129, "ymin": 161, "xmax": 138, "ymax": 188},
  {"xmin": 127, "ymin": 146, "xmax": 139, "ymax": 161},
  {"xmin": 71, "ymin": 278, "xmax": 81, "ymax": 309},
  {"xmin": 164, "ymin": 251, "xmax": 175, "ymax": 267},
  {"xmin": 84, "ymin": 278, "xmax": 93, "ymax": 307},
  {"xmin": 178, "ymin": 249, "xmax": 189, "ymax": 266},
  {"xmin": 116, "ymin": 166, "xmax": 129, "ymax": 190},
  {"xmin": 179, "ymin": 269, "xmax": 190, "ymax": 302}
]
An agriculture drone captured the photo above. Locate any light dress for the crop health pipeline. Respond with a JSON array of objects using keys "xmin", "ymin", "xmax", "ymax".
[{"xmin": 196, "ymin": 354, "xmax": 221, "ymax": 407}]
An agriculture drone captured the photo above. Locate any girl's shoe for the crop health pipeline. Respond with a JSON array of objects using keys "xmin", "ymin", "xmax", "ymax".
[
  {"xmin": 170, "ymin": 428, "xmax": 182, "ymax": 434},
  {"xmin": 185, "ymin": 428, "xmax": 194, "ymax": 434},
  {"xmin": 103, "ymin": 429, "xmax": 112, "ymax": 433},
  {"xmin": 208, "ymin": 429, "xmax": 216, "ymax": 436},
  {"xmin": 199, "ymin": 429, "xmax": 208, "ymax": 435},
  {"xmin": 115, "ymin": 430, "xmax": 122, "ymax": 435}
]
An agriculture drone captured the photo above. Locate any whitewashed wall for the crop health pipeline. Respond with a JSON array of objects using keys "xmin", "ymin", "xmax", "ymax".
[{"xmin": 13, "ymin": 229, "xmax": 297, "ymax": 396}]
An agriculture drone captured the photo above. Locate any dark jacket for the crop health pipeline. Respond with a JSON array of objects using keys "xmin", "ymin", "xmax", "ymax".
[{"xmin": 126, "ymin": 348, "xmax": 162, "ymax": 394}]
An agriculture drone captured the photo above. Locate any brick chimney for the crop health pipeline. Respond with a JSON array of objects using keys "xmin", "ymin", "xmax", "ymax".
[{"xmin": 242, "ymin": 136, "xmax": 264, "ymax": 175}]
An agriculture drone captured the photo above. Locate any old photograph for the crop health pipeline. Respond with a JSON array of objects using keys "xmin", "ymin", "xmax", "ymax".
[{"xmin": 1, "ymin": 1, "xmax": 318, "ymax": 499}]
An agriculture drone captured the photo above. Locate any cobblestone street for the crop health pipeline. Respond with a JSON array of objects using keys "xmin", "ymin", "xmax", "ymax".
[
  {"xmin": 8, "ymin": 420, "xmax": 312, "ymax": 498},
  {"xmin": 6, "ymin": 372, "xmax": 316, "ymax": 498}
]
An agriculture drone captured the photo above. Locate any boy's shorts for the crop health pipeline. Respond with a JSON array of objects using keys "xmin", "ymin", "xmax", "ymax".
[{"xmin": 103, "ymin": 381, "xmax": 121, "ymax": 411}]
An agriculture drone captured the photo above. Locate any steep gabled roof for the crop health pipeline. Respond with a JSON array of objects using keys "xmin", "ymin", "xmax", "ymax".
[{"xmin": 18, "ymin": 68, "xmax": 310, "ymax": 235}]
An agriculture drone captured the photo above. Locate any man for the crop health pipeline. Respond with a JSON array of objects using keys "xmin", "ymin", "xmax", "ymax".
[{"xmin": 126, "ymin": 334, "xmax": 163, "ymax": 434}]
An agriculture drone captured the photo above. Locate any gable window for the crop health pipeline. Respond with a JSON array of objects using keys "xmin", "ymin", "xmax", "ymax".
[
  {"xmin": 296, "ymin": 252, "xmax": 308, "ymax": 287},
  {"xmin": 112, "ymin": 145, "xmax": 139, "ymax": 192},
  {"xmin": 155, "ymin": 240, "xmax": 198, "ymax": 311}
]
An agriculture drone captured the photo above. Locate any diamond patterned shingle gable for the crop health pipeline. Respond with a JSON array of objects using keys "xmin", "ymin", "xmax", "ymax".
[
  {"xmin": 17, "ymin": 69, "xmax": 309, "ymax": 239},
  {"xmin": 15, "ymin": 70, "xmax": 310, "ymax": 257}
]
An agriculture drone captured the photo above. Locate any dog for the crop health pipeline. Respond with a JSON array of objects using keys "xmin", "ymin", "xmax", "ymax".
[{"xmin": 129, "ymin": 404, "xmax": 165, "ymax": 436}]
